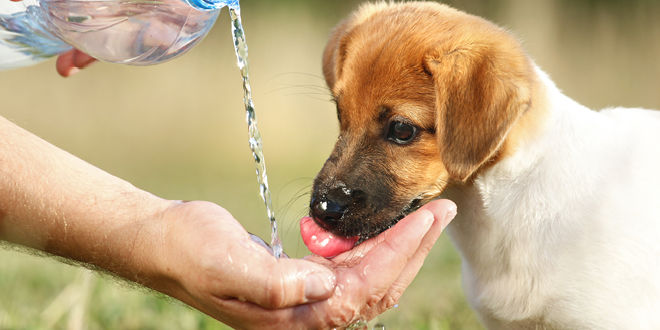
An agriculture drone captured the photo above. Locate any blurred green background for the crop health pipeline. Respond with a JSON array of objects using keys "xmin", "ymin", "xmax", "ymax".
[{"xmin": 1, "ymin": 0, "xmax": 659, "ymax": 329}]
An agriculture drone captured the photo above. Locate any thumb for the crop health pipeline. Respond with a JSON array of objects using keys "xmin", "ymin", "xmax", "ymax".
[{"xmin": 227, "ymin": 254, "xmax": 336, "ymax": 309}]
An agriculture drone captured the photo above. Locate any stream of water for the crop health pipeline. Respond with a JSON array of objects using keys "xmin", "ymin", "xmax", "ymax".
[
  {"xmin": 227, "ymin": 6, "xmax": 389, "ymax": 329},
  {"xmin": 228, "ymin": 6, "xmax": 283, "ymax": 259}
]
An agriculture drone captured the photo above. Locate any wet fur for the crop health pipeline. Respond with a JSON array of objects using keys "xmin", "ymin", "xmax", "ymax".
[{"xmin": 312, "ymin": 1, "xmax": 660, "ymax": 329}]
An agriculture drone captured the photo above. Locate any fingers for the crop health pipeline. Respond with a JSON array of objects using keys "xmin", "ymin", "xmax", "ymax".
[
  {"xmin": 375, "ymin": 200, "xmax": 457, "ymax": 311},
  {"xmin": 56, "ymin": 50, "xmax": 97, "ymax": 77},
  {"xmin": 346, "ymin": 206, "xmax": 436, "ymax": 306},
  {"xmin": 205, "ymin": 296, "xmax": 322, "ymax": 330},
  {"xmin": 204, "ymin": 200, "xmax": 457, "ymax": 329},
  {"xmin": 419, "ymin": 198, "xmax": 457, "ymax": 231},
  {"xmin": 294, "ymin": 210, "xmax": 438, "ymax": 328},
  {"xmin": 72, "ymin": 51, "xmax": 96, "ymax": 68},
  {"xmin": 318, "ymin": 199, "xmax": 457, "ymax": 324},
  {"xmin": 222, "ymin": 248, "xmax": 337, "ymax": 309},
  {"xmin": 56, "ymin": 50, "xmax": 78, "ymax": 77}
]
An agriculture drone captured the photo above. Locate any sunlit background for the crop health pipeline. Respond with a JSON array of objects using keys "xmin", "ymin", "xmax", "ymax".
[{"xmin": 1, "ymin": 0, "xmax": 659, "ymax": 329}]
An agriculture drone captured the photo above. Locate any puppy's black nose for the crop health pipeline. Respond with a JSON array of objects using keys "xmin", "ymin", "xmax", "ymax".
[{"xmin": 311, "ymin": 195, "xmax": 348, "ymax": 230}]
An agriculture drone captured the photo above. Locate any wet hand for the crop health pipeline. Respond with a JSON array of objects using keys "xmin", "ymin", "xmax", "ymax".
[
  {"xmin": 142, "ymin": 199, "xmax": 454, "ymax": 329},
  {"xmin": 302, "ymin": 199, "xmax": 457, "ymax": 328},
  {"xmin": 149, "ymin": 201, "xmax": 338, "ymax": 329},
  {"xmin": 152, "ymin": 199, "xmax": 455, "ymax": 329}
]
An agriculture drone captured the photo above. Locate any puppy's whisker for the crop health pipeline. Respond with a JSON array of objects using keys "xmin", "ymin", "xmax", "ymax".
[
  {"xmin": 267, "ymin": 83, "xmax": 331, "ymax": 94},
  {"xmin": 265, "ymin": 86, "xmax": 332, "ymax": 99},
  {"xmin": 277, "ymin": 188, "xmax": 312, "ymax": 239},
  {"xmin": 275, "ymin": 178, "xmax": 313, "ymax": 207},
  {"xmin": 263, "ymin": 71, "xmax": 328, "ymax": 85},
  {"xmin": 283, "ymin": 93, "xmax": 335, "ymax": 102}
]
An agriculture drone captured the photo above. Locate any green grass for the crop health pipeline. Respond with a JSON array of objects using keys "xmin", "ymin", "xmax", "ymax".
[
  {"xmin": 0, "ymin": 236, "xmax": 483, "ymax": 330},
  {"xmin": 0, "ymin": 249, "xmax": 233, "ymax": 330}
]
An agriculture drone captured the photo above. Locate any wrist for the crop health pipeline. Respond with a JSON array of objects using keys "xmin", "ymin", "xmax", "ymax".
[
  {"xmin": 126, "ymin": 199, "xmax": 189, "ymax": 298},
  {"xmin": 49, "ymin": 186, "xmax": 174, "ymax": 287}
]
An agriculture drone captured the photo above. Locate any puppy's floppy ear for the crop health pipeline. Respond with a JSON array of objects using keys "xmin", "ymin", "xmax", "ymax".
[
  {"xmin": 425, "ymin": 38, "xmax": 534, "ymax": 182},
  {"xmin": 322, "ymin": 19, "xmax": 352, "ymax": 90}
]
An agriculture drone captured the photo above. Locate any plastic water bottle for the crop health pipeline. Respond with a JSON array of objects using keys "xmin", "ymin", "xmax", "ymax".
[{"xmin": 0, "ymin": 0, "xmax": 238, "ymax": 69}]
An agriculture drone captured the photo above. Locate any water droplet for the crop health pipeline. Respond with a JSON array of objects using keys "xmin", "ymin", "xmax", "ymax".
[
  {"xmin": 372, "ymin": 322, "xmax": 386, "ymax": 330},
  {"xmin": 346, "ymin": 319, "xmax": 368, "ymax": 330}
]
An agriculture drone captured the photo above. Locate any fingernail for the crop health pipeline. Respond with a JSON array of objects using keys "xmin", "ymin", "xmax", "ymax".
[
  {"xmin": 305, "ymin": 270, "xmax": 336, "ymax": 300},
  {"xmin": 442, "ymin": 205, "xmax": 457, "ymax": 230},
  {"xmin": 62, "ymin": 67, "xmax": 79, "ymax": 77}
]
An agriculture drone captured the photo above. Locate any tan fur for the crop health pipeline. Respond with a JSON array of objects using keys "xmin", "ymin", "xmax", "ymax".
[
  {"xmin": 321, "ymin": 1, "xmax": 546, "ymax": 192},
  {"xmin": 314, "ymin": 2, "xmax": 660, "ymax": 328}
]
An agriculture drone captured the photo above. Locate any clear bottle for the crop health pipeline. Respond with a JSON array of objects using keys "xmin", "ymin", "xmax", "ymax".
[{"xmin": 0, "ymin": 0, "xmax": 238, "ymax": 69}]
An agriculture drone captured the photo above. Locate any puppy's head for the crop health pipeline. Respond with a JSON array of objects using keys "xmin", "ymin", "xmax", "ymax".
[{"xmin": 306, "ymin": 2, "xmax": 537, "ymax": 251}]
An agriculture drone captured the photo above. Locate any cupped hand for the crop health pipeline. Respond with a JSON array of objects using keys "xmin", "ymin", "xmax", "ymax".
[
  {"xmin": 151, "ymin": 199, "xmax": 455, "ymax": 329},
  {"xmin": 302, "ymin": 199, "xmax": 457, "ymax": 327},
  {"xmin": 151, "ymin": 201, "xmax": 338, "ymax": 329}
]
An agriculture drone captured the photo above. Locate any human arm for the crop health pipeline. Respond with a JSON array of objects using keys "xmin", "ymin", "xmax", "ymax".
[
  {"xmin": 0, "ymin": 115, "xmax": 335, "ymax": 318},
  {"xmin": 0, "ymin": 115, "xmax": 456, "ymax": 329}
]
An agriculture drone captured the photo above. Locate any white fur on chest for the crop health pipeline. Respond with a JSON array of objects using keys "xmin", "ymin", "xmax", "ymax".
[{"xmin": 443, "ymin": 70, "xmax": 660, "ymax": 329}]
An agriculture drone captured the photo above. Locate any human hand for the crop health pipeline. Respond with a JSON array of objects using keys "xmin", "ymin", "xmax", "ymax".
[
  {"xmin": 150, "ymin": 199, "xmax": 455, "ymax": 329},
  {"xmin": 302, "ymin": 199, "xmax": 457, "ymax": 327},
  {"xmin": 55, "ymin": 49, "xmax": 97, "ymax": 77},
  {"xmin": 148, "ymin": 201, "xmax": 338, "ymax": 329}
]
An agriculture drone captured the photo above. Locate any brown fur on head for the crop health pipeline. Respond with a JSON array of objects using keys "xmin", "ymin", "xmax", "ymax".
[{"xmin": 310, "ymin": 1, "xmax": 539, "ymax": 239}]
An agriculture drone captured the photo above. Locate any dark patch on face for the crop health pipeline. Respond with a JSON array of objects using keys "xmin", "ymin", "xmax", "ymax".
[
  {"xmin": 310, "ymin": 117, "xmax": 434, "ymax": 240},
  {"xmin": 313, "ymin": 4, "xmax": 456, "ymax": 241}
]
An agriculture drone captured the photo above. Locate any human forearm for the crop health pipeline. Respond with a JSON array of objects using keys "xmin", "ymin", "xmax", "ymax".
[
  {"xmin": 0, "ymin": 116, "xmax": 170, "ymax": 283},
  {"xmin": 0, "ymin": 116, "xmax": 458, "ymax": 329}
]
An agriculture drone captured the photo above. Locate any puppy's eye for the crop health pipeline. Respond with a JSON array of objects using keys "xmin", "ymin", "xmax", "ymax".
[{"xmin": 388, "ymin": 121, "xmax": 417, "ymax": 144}]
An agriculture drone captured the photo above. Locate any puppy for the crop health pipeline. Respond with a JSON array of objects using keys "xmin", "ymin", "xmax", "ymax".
[{"xmin": 300, "ymin": 1, "xmax": 660, "ymax": 329}]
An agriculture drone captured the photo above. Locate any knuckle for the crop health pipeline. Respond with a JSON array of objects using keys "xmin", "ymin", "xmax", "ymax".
[
  {"xmin": 328, "ymin": 306, "xmax": 359, "ymax": 328},
  {"xmin": 263, "ymin": 273, "xmax": 287, "ymax": 308},
  {"xmin": 366, "ymin": 293, "xmax": 382, "ymax": 309},
  {"xmin": 382, "ymin": 295, "xmax": 399, "ymax": 310}
]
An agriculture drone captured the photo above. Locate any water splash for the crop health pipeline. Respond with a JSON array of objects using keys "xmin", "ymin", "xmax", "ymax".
[
  {"xmin": 372, "ymin": 322, "xmax": 386, "ymax": 330},
  {"xmin": 229, "ymin": 7, "xmax": 283, "ymax": 259},
  {"xmin": 345, "ymin": 320, "xmax": 368, "ymax": 330},
  {"xmin": 343, "ymin": 320, "xmax": 386, "ymax": 330}
]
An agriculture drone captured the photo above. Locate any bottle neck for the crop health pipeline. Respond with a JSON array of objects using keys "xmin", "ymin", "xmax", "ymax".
[{"xmin": 184, "ymin": 0, "xmax": 239, "ymax": 11}]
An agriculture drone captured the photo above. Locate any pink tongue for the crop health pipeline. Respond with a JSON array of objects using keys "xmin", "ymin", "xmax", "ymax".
[{"xmin": 300, "ymin": 216, "xmax": 359, "ymax": 258}]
